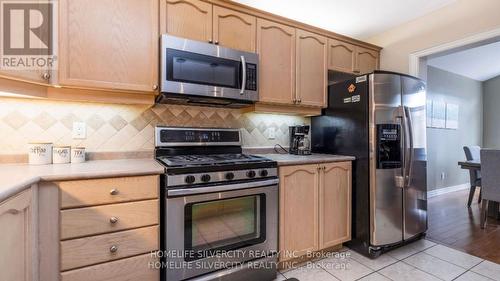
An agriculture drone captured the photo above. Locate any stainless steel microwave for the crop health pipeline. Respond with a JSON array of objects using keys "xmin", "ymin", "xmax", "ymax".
[{"xmin": 158, "ymin": 34, "xmax": 258, "ymax": 107}]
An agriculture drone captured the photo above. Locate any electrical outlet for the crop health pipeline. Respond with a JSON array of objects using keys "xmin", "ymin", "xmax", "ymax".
[
  {"xmin": 268, "ymin": 127, "xmax": 276, "ymax": 139},
  {"xmin": 72, "ymin": 121, "xmax": 86, "ymax": 139}
]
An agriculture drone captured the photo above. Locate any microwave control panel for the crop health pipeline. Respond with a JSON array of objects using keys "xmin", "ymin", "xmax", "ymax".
[{"xmin": 245, "ymin": 63, "xmax": 257, "ymax": 91}]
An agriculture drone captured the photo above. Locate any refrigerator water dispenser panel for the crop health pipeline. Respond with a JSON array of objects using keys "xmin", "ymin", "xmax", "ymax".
[{"xmin": 376, "ymin": 124, "xmax": 401, "ymax": 169}]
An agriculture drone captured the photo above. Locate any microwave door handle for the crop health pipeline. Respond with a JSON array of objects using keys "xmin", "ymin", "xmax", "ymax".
[{"xmin": 240, "ymin": 55, "xmax": 247, "ymax": 94}]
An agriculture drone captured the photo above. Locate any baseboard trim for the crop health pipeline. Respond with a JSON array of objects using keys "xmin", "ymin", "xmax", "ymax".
[{"xmin": 428, "ymin": 183, "xmax": 470, "ymax": 198}]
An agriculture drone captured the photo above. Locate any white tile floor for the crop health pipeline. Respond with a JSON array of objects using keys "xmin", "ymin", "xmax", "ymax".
[{"xmin": 276, "ymin": 239, "xmax": 500, "ymax": 281}]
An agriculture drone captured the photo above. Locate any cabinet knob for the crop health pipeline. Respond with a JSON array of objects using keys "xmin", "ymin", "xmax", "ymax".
[
  {"xmin": 41, "ymin": 72, "xmax": 51, "ymax": 81},
  {"xmin": 297, "ymin": 98, "xmax": 302, "ymax": 103},
  {"xmin": 110, "ymin": 189, "xmax": 119, "ymax": 195},
  {"xmin": 109, "ymin": 245, "xmax": 118, "ymax": 253},
  {"xmin": 152, "ymin": 84, "xmax": 158, "ymax": 90},
  {"xmin": 214, "ymin": 41, "xmax": 219, "ymax": 45},
  {"xmin": 208, "ymin": 39, "xmax": 213, "ymax": 43},
  {"xmin": 293, "ymin": 99, "xmax": 297, "ymax": 104},
  {"xmin": 109, "ymin": 216, "xmax": 119, "ymax": 224}
]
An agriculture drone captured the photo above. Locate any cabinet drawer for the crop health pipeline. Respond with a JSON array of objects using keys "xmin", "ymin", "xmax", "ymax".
[
  {"xmin": 61, "ymin": 225, "xmax": 158, "ymax": 271},
  {"xmin": 61, "ymin": 200, "xmax": 158, "ymax": 240},
  {"xmin": 59, "ymin": 175, "xmax": 159, "ymax": 209},
  {"xmin": 61, "ymin": 253, "xmax": 159, "ymax": 281}
]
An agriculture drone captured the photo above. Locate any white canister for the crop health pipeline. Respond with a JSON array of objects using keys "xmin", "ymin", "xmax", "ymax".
[
  {"xmin": 71, "ymin": 147, "xmax": 86, "ymax": 163},
  {"xmin": 28, "ymin": 143, "xmax": 53, "ymax": 165},
  {"xmin": 53, "ymin": 146, "xmax": 71, "ymax": 164}
]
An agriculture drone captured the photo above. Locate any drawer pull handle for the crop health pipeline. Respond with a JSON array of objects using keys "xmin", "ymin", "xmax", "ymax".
[
  {"xmin": 109, "ymin": 216, "xmax": 119, "ymax": 224},
  {"xmin": 110, "ymin": 245, "xmax": 118, "ymax": 253},
  {"xmin": 110, "ymin": 189, "xmax": 119, "ymax": 195}
]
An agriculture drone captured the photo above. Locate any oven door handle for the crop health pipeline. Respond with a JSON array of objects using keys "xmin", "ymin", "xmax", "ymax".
[
  {"xmin": 240, "ymin": 55, "xmax": 247, "ymax": 94},
  {"xmin": 167, "ymin": 178, "xmax": 279, "ymax": 197}
]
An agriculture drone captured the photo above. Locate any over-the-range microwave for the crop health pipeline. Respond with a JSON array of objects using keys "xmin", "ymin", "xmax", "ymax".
[{"xmin": 158, "ymin": 34, "xmax": 258, "ymax": 107}]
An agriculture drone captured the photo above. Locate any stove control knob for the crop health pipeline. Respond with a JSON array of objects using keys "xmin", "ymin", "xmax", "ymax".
[
  {"xmin": 185, "ymin": 175, "xmax": 196, "ymax": 184},
  {"xmin": 259, "ymin": 170, "xmax": 269, "ymax": 177},
  {"xmin": 246, "ymin": 170, "xmax": 256, "ymax": 178},
  {"xmin": 201, "ymin": 174, "xmax": 211, "ymax": 182},
  {"xmin": 225, "ymin": 172, "xmax": 235, "ymax": 180}
]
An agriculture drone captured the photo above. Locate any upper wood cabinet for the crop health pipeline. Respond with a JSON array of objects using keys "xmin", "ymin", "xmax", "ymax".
[
  {"xmin": 0, "ymin": 189, "xmax": 34, "ymax": 281},
  {"xmin": 296, "ymin": 29, "xmax": 327, "ymax": 107},
  {"xmin": 213, "ymin": 6, "xmax": 256, "ymax": 52},
  {"xmin": 319, "ymin": 162, "xmax": 352, "ymax": 249},
  {"xmin": 355, "ymin": 46, "xmax": 379, "ymax": 74},
  {"xmin": 162, "ymin": 0, "xmax": 212, "ymax": 42},
  {"xmin": 257, "ymin": 19, "xmax": 296, "ymax": 105},
  {"xmin": 162, "ymin": 1, "xmax": 256, "ymax": 52},
  {"xmin": 327, "ymin": 38, "xmax": 356, "ymax": 73},
  {"xmin": 58, "ymin": 0, "xmax": 159, "ymax": 92},
  {"xmin": 279, "ymin": 164, "xmax": 319, "ymax": 261}
]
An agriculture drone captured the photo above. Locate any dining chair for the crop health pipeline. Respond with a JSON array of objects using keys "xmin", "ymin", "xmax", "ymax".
[
  {"xmin": 463, "ymin": 146, "xmax": 482, "ymax": 207},
  {"xmin": 479, "ymin": 149, "xmax": 500, "ymax": 228}
]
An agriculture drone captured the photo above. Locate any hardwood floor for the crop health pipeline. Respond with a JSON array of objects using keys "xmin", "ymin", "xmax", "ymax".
[{"xmin": 427, "ymin": 189, "xmax": 500, "ymax": 263}]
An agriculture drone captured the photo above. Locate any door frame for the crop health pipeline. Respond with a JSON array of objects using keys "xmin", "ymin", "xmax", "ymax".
[{"xmin": 409, "ymin": 27, "xmax": 500, "ymax": 79}]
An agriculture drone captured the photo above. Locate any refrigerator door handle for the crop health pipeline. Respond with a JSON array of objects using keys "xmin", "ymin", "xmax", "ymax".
[
  {"xmin": 404, "ymin": 106, "xmax": 414, "ymax": 187},
  {"xmin": 395, "ymin": 106, "xmax": 406, "ymax": 188}
]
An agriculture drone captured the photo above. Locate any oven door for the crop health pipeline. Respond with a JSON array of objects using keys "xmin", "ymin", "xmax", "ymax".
[{"xmin": 165, "ymin": 182, "xmax": 278, "ymax": 281}]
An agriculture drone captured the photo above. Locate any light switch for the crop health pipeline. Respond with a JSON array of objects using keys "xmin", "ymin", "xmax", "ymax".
[{"xmin": 72, "ymin": 121, "xmax": 86, "ymax": 139}]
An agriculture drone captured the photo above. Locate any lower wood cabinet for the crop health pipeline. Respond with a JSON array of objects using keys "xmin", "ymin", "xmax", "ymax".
[
  {"xmin": 279, "ymin": 161, "xmax": 351, "ymax": 261},
  {"xmin": 0, "ymin": 188, "xmax": 35, "ymax": 281}
]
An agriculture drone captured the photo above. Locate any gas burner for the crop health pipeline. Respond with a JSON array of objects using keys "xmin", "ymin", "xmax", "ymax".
[{"xmin": 158, "ymin": 153, "xmax": 269, "ymax": 167}]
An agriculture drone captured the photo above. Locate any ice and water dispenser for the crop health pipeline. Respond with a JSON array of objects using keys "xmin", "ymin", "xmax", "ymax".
[{"xmin": 376, "ymin": 124, "xmax": 402, "ymax": 169}]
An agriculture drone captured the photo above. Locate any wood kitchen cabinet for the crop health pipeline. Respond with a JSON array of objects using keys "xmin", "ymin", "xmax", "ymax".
[
  {"xmin": 279, "ymin": 164, "xmax": 319, "ymax": 261},
  {"xmin": 58, "ymin": 0, "xmax": 159, "ymax": 92},
  {"xmin": 355, "ymin": 46, "xmax": 379, "ymax": 74},
  {"xmin": 296, "ymin": 29, "xmax": 327, "ymax": 107},
  {"xmin": 319, "ymin": 162, "xmax": 352, "ymax": 249},
  {"xmin": 327, "ymin": 38, "xmax": 356, "ymax": 73},
  {"xmin": 0, "ymin": 189, "xmax": 35, "ymax": 281},
  {"xmin": 162, "ymin": 1, "xmax": 256, "ymax": 52},
  {"xmin": 213, "ymin": 6, "xmax": 256, "ymax": 52},
  {"xmin": 256, "ymin": 19, "xmax": 296, "ymax": 105},
  {"xmin": 279, "ymin": 161, "xmax": 352, "ymax": 262},
  {"xmin": 162, "ymin": 0, "xmax": 213, "ymax": 42}
]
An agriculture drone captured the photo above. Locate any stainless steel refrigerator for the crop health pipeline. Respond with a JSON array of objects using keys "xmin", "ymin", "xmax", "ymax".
[{"xmin": 311, "ymin": 71, "xmax": 427, "ymax": 257}]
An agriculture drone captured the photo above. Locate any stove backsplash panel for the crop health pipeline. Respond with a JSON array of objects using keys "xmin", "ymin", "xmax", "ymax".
[{"xmin": 0, "ymin": 97, "xmax": 309, "ymax": 155}]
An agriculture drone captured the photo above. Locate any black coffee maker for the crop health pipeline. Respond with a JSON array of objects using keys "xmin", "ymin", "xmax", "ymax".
[{"xmin": 289, "ymin": 125, "xmax": 311, "ymax": 155}]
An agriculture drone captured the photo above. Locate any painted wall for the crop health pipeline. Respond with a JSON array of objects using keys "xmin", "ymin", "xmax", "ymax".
[
  {"xmin": 368, "ymin": 0, "xmax": 500, "ymax": 74},
  {"xmin": 426, "ymin": 66, "xmax": 482, "ymax": 190},
  {"xmin": 483, "ymin": 74, "xmax": 500, "ymax": 148},
  {"xmin": 0, "ymin": 97, "xmax": 308, "ymax": 157}
]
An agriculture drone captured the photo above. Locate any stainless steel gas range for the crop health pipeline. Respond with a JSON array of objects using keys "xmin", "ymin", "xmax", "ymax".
[{"xmin": 155, "ymin": 127, "xmax": 278, "ymax": 281}]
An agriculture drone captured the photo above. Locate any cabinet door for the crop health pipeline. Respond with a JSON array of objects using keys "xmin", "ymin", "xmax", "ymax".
[
  {"xmin": 327, "ymin": 38, "xmax": 356, "ymax": 73},
  {"xmin": 355, "ymin": 46, "xmax": 379, "ymax": 74},
  {"xmin": 0, "ymin": 1, "xmax": 52, "ymax": 85},
  {"xmin": 279, "ymin": 164, "xmax": 319, "ymax": 261},
  {"xmin": 257, "ymin": 19, "xmax": 295, "ymax": 105},
  {"xmin": 319, "ymin": 162, "xmax": 352, "ymax": 249},
  {"xmin": 296, "ymin": 29, "xmax": 327, "ymax": 107},
  {"xmin": 213, "ymin": 6, "xmax": 256, "ymax": 52},
  {"xmin": 59, "ymin": 0, "xmax": 159, "ymax": 92},
  {"xmin": 0, "ymin": 190, "xmax": 33, "ymax": 281},
  {"xmin": 162, "ymin": 0, "xmax": 212, "ymax": 43}
]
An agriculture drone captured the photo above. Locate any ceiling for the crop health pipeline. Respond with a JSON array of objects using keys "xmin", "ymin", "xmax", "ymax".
[
  {"xmin": 427, "ymin": 41, "xmax": 500, "ymax": 81},
  {"xmin": 231, "ymin": 0, "xmax": 456, "ymax": 39}
]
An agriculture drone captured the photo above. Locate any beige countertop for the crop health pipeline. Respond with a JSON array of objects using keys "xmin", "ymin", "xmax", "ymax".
[
  {"xmin": 0, "ymin": 159, "xmax": 165, "ymax": 202},
  {"xmin": 257, "ymin": 153, "xmax": 355, "ymax": 166}
]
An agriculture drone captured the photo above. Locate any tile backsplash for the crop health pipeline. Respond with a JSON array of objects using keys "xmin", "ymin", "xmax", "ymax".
[{"xmin": 0, "ymin": 97, "xmax": 309, "ymax": 156}]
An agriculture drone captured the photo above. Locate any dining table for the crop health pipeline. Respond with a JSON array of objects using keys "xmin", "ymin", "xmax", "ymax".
[{"xmin": 458, "ymin": 160, "xmax": 500, "ymax": 219}]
